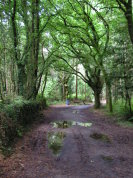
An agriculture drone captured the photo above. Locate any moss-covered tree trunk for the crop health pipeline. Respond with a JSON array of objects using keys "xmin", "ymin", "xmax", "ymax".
[
  {"xmin": 86, "ymin": 69, "xmax": 103, "ymax": 109},
  {"xmin": 27, "ymin": 0, "xmax": 40, "ymax": 99},
  {"xmin": 17, "ymin": 64, "xmax": 26, "ymax": 96},
  {"xmin": 106, "ymin": 83, "xmax": 113, "ymax": 112},
  {"xmin": 11, "ymin": 0, "xmax": 26, "ymax": 97},
  {"xmin": 94, "ymin": 89, "xmax": 101, "ymax": 109}
]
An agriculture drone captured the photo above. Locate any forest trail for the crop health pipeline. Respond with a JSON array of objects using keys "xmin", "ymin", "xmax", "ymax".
[{"xmin": 1, "ymin": 105, "xmax": 133, "ymax": 178}]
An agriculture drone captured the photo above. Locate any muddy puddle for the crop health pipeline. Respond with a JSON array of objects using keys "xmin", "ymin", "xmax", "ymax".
[
  {"xmin": 90, "ymin": 133, "xmax": 111, "ymax": 143},
  {"xmin": 48, "ymin": 121, "xmax": 92, "ymax": 156},
  {"xmin": 48, "ymin": 132, "xmax": 66, "ymax": 156},
  {"xmin": 52, "ymin": 121, "xmax": 92, "ymax": 129},
  {"xmin": 72, "ymin": 110, "xmax": 79, "ymax": 114}
]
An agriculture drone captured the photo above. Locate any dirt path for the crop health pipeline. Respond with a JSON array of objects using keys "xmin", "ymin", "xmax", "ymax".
[{"xmin": 1, "ymin": 105, "xmax": 133, "ymax": 178}]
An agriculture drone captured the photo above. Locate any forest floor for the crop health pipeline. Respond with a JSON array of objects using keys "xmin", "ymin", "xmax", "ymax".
[{"xmin": 0, "ymin": 104, "xmax": 133, "ymax": 178}]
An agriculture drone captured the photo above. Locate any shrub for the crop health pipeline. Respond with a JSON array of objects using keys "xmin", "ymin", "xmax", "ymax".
[
  {"xmin": 112, "ymin": 100, "xmax": 133, "ymax": 120},
  {"xmin": 0, "ymin": 96, "xmax": 47, "ymax": 152},
  {"xmin": 0, "ymin": 113, "xmax": 17, "ymax": 148}
]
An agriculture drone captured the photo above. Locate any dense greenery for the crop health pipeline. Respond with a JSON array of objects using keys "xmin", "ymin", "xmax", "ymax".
[
  {"xmin": 0, "ymin": 96, "xmax": 46, "ymax": 155},
  {"xmin": 0, "ymin": 0, "xmax": 133, "ymax": 116}
]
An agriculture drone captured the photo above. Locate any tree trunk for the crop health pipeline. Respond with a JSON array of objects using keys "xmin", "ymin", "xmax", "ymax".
[
  {"xmin": 27, "ymin": 0, "xmax": 40, "ymax": 99},
  {"xmin": 11, "ymin": 0, "xmax": 26, "ymax": 97},
  {"xmin": 17, "ymin": 64, "xmax": 26, "ymax": 96},
  {"xmin": 106, "ymin": 83, "xmax": 113, "ymax": 112},
  {"xmin": 75, "ymin": 64, "xmax": 78, "ymax": 99},
  {"xmin": 94, "ymin": 89, "xmax": 101, "ymax": 109},
  {"xmin": 106, "ymin": 84, "xmax": 109, "ymax": 105},
  {"xmin": 85, "ymin": 83, "xmax": 86, "ymax": 100},
  {"xmin": 41, "ymin": 72, "xmax": 48, "ymax": 97},
  {"xmin": 125, "ymin": 0, "xmax": 133, "ymax": 44}
]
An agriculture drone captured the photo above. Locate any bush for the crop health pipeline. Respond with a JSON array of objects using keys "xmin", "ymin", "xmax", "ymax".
[
  {"xmin": 0, "ymin": 96, "xmax": 47, "ymax": 152},
  {"xmin": 104, "ymin": 99, "xmax": 133, "ymax": 122},
  {"xmin": 0, "ymin": 113, "xmax": 17, "ymax": 148},
  {"xmin": 112, "ymin": 100, "xmax": 133, "ymax": 119}
]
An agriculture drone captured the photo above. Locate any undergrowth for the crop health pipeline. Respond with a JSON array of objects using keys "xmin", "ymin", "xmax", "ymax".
[
  {"xmin": 102, "ymin": 99, "xmax": 133, "ymax": 128},
  {"xmin": 0, "ymin": 96, "xmax": 46, "ymax": 156}
]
